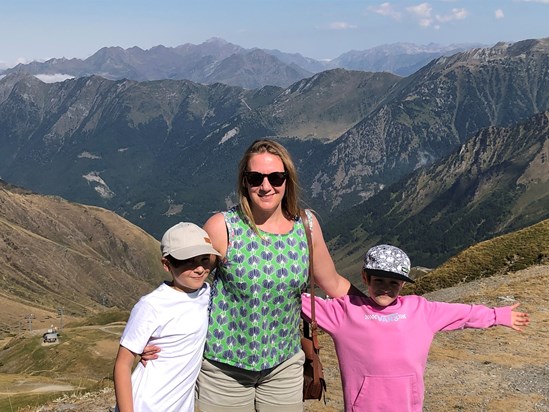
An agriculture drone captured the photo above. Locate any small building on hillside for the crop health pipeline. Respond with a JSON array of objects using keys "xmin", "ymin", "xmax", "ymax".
[{"xmin": 42, "ymin": 325, "xmax": 59, "ymax": 343}]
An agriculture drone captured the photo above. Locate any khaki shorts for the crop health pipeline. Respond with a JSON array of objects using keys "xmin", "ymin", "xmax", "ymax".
[{"xmin": 196, "ymin": 351, "xmax": 305, "ymax": 412}]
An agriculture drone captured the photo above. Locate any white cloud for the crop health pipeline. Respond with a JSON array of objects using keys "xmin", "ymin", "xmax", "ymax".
[
  {"xmin": 407, "ymin": 3, "xmax": 434, "ymax": 26},
  {"xmin": 452, "ymin": 8, "xmax": 468, "ymax": 19},
  {"xmin": 435, "ymin": 7, "xmax": 468, "ymax": 23},
  {"xmin": 327, "ymin": 21, "xmax": 357, "ymax": 30},
  {"xmin": 16, "ymin": 57, "xmax": 31, "ymax": 65},
  {"xmin": 495, "ymin": 9, "xmax": 505, "ymax": 19},
  {"xmin": 370, "ymin": 2, "xmax": 469, "ymax": 29},
  {"xmin": 407, "ymin": 2, "xmax": 433, "ymax": 18},
  {"xmin": 0, "ymin": 56, "xmax": 48, "ymax": 69},
  {"xmin": 35, "ymin": 74, "xmax": 75, "ymax": 83},
  {"xmin": 0, "ymin": 57, "xmax": 30, "ymax": 69},
  {"xmin": 370, "ymin": 2, "xmax": 402, "ymax": 20},
  {"xmin": 403, "ymin": 3, "xmax": 468, "ymax": 28}
]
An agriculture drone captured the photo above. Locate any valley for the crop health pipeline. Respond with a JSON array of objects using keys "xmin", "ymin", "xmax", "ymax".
[
  {"xmin": 1, "ymin": 39, "xmax": 547, "ymax": 258},
  {"xmin": 0, "ymin": 35, "xmax": 548, "ymax": 412}
]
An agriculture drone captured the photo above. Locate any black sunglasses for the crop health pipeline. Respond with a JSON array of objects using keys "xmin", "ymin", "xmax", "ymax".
[{"xmin": 244, "ymin": 171, "xmax": 288, "ymax": 187}]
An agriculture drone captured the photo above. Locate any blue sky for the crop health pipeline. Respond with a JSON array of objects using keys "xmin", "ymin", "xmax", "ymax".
[{"xmin": 1, "ymin": 0, "xmax": 548, "ymax": 69}]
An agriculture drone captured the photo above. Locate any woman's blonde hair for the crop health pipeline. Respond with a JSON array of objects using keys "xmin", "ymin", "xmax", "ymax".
[{"xmin": 237, "ymin": 139, "xmax": 301, "ymax": 230}]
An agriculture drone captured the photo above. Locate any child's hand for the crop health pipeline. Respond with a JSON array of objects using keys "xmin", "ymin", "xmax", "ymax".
[
  {"xmin": 510, "ymin": 303, "xmax": 530, "ymax": 332},
  {"xmin": 140, "ymin": 345, "xmax": 161, "ymax": 366}
]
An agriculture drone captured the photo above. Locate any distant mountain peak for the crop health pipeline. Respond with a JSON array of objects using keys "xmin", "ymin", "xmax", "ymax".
[{"xmin": 2, "ymin": 37, "xmax": 529, "ymax": 86}]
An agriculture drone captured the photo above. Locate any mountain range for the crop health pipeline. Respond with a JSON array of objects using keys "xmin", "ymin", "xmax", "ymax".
[
  {"xmin": 1, "ymin": 35, "xmax": 548, "ymax": 412},
  {"xmin": 327, "ymin": 110, "xmax": 549, "ymax": 273},
  {"xmin": 0, "ymin": 37, "xmax": 547, "ymax": 270},
  {"xmin": 1, "ymin": 37, "xmax": 483, "ymax": 88}
]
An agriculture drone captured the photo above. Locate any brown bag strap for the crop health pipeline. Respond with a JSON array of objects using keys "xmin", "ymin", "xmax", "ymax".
[{"xmin": 300, "ymin": 209, "xmax": 320, "ymax": 351}]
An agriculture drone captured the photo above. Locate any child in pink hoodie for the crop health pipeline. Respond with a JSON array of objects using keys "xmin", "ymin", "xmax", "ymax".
[{"xmin": 301, "ymin": 244, "xmax": 530, "ymax": 412}]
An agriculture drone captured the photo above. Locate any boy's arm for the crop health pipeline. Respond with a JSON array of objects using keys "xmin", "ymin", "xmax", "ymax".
[
  {"xmin": 113, "ymin": 345, "xmax": 137, "ymax": 412},
  {"xmin": 509, "ymin": 303, "xmax": 530, "ymax": 331},
  {"xmin": 426, "ymin": 299, "xmax": 529, "ymax": 332}
]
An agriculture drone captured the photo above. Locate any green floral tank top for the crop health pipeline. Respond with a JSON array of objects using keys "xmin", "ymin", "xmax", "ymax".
[{"xmin": 204, "ymin": 206, "xmax": 309, "ymax": 371}]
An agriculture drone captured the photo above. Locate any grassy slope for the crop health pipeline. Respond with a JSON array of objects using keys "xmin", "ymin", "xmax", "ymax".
[
  {"xmin": 409, "ymin": 218, "xmax": 549, "ymax": 294},
  {"xmin": 0, "ymin": 314, "xmax": 126, "ymax": 411}
]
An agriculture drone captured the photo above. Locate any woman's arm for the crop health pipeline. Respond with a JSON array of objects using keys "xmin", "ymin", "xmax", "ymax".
[
  {"xmin": 308, "ymin": 213, "xmax": 363, "ymax": 298},
  {"xmin": 113, "ymin": 345, "xmax": 137, "ymax": 412},
  {"xmin": 203, "ymin": 212, "xmax": 228, "ymax": 258}
]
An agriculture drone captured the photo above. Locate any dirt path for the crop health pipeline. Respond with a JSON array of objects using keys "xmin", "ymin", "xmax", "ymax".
[{"xmin": 29, "ymin": 384, "xmax": 76, "ymax": 393}]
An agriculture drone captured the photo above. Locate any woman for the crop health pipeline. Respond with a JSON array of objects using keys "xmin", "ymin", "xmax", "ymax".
[
  {"xmin": 197, "ymin": 138, "xmax": 361, "ymax": 411},
  {"xmin": 144, "ymin": 139, "xmax": 360, "ymax": 411}
]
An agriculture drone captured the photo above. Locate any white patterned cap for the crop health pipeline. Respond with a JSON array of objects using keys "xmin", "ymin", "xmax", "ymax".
[{"xmin": 363, "ymin": 244, "xmax": 414, "ymax": 283}]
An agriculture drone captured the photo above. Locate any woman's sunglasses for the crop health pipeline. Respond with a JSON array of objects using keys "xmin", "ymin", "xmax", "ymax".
[{"xmin": 244, "ymin": 171, "xmax": 288, "ymax": 187}]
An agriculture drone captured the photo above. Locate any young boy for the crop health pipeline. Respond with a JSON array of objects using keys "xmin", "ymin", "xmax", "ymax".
[
  {"xmin": 113, "ymin": 222, "xmax": 221, "ymax": 412},
  {"xmin": 301, "ymin": 244, "xmax": 530, "ymax": 412}
]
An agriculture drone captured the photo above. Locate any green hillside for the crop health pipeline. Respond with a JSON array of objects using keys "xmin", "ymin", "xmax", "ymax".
[{"xmin": 409, "ymin": 218, "xmax": 549, "ymax": 294}]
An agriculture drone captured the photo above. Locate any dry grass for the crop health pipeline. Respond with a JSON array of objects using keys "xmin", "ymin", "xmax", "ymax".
[
  {"xmin": 2, "ymin": 265, "xmax": 548, "ymax": 412},
  {"xmin": 0, "ymin": 319, "xmax": 123, "ymax": 411},
  {"xmin": 420, "ymin": 265, "xmax": 549, "ymax": 412},
  {"xmin": 0, "ymin": 182, "xmax": 167, "ymax": 335}
]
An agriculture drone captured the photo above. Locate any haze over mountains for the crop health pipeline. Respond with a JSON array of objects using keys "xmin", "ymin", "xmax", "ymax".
[
  {"xmin": 0, "ymin": 37, "xmax": 483, "ymax": 87},
  {"xmin": 0, "ymin": 37, "xmax": 547, "ymax": 271}
]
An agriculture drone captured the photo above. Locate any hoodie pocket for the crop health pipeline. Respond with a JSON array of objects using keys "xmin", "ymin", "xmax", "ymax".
[{"xmin": 352, "ymin": 374, "xmax": 421, "ymax": 412}]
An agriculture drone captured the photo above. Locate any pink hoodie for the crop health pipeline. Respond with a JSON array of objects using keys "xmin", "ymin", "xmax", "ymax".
[{"xmin": 301, "ymin": 294, "xmax": 512, "ymax": 412}]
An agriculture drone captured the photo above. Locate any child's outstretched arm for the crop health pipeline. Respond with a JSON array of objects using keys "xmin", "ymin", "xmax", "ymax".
[
  {"xmin": 509, "ymin": 303, "xmax": 530, "ymax": 332},
  {"xmin": 426, "ymin": 299, "xmax": 529, "ymax": 332}
]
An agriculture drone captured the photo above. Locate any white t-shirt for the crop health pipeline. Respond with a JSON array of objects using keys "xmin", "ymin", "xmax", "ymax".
[{"xmin": 119, "ymin": 281, "xmax": 210, "ymax": 412}]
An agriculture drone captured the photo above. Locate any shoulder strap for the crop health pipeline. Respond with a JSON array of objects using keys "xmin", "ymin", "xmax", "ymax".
[{"xmin": 300, "ymin": 209, "xmax": 320, "ymax": 351}]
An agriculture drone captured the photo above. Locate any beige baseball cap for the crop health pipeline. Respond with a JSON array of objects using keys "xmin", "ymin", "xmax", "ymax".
[{"xmin": 161, "ymin": 222, "xmax": 221, "ymax": 260}]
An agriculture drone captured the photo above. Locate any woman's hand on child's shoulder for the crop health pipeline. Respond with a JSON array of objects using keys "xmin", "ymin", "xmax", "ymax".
[{"xmin": 510, "ymin": 303, "xmax": 530, "ymax": 332}]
